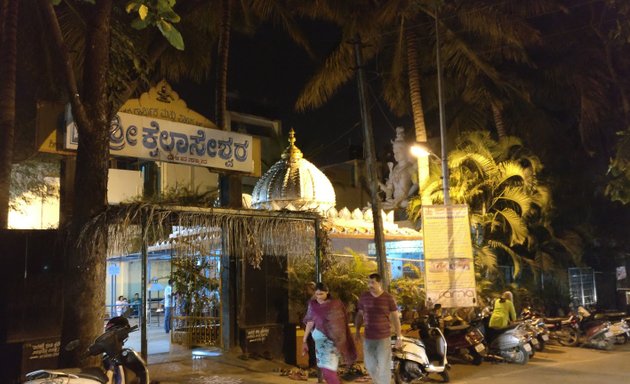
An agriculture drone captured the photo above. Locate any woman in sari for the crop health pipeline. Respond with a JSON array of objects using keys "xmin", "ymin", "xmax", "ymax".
[{"xmin": 302, "ymin": 282, "xmax": 357, "ymax": 384}]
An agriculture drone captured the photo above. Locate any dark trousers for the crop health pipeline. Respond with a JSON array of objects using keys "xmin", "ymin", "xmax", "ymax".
[{"xmin": 164, "ymin": 306, "xmax": 172, "ymax": 333}]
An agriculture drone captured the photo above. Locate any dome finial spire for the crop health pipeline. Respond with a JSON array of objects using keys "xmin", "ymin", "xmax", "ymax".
[
  {"xmin": 282, "ymin": 127, "xmax": 303, "ymax": 161},
  {"xmin": 288, "ymin": 128, "xmax": 296, "ymax": 146}
]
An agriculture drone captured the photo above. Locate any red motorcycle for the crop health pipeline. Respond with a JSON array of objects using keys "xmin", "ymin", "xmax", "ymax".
[
  {"xmin": 441, "ymin": 316, "xmax": 486, "ymax": 365},
  {"xmin": 575, "ymin": 307, "xmax": 614, "ymax": 350},
  {"xmin": 406, "ymin": 311, "xmax": 485, "ymax": 365}
]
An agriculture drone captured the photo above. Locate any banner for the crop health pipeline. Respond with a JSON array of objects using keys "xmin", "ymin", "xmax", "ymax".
[
  {"xmin": 65, "ymin": 111, "xmax": 254, "ymax": 173},
  {"xmin": 422, "ymin": 205, "xmax": 476, "ymax": 307}
]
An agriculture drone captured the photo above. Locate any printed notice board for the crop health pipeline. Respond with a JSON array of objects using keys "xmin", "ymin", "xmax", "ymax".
[{"xmin": 422, "ymin": 205, "xmax": 476, "ymax": 308}]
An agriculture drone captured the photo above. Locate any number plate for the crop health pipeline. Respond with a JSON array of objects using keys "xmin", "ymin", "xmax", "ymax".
[
  {"xmin": 531, "ymin": 338, "xmax": 539, "ymax": 345},
  {"xmin": 605, "ymin": 331, "xmax": 613, "ymax": 338},
  {"xmin": 474, "ymin": 343, "xmax": 485, "ymax": 352},
  {"xmin": 542, "ymin": 334, "xmax": 549, "ymax": 341},
  {"xmin": 391, "ymin": 360, "xmax": 395, "ymax": 370},
  {"xmin": 524, "ymin": 343, "xmax": 532, "ymax": 352}
]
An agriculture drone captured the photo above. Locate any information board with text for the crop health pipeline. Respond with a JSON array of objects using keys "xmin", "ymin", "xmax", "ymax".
[{"xmin": 422, "ymin": 205, "xmax": 476, "ymax": 307}]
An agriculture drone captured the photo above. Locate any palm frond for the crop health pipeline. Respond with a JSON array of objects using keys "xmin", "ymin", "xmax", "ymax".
[
  {"xmin": 473, "ymin": 244, "xmax": 498, "ymax": 274},
  {"xmin": 487, "ymin": 240, "xmax": 522, "ymax": 278},
  {"xmin": 493, "ymin": 208, "xmax": 528, "ymax": 246},
  {"xmin": 493, "ymin": 186, "xmax": 532, "ymax": 216}
]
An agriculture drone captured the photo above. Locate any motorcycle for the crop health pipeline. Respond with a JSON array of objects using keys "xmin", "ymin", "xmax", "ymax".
[
  {"xmin": 574, "ymin": 306, "xmax": 614, "ymax": 350},
  {"xmin": 392, "ymin": 317, "xmax": 450, "ymax": 383},
  {"xmin": 520, "ymin": 308, "xmax": 550, "ymax": 351},
  {"xmin": 608, "ymin": 318, "xmax": 630, "ymax": 345},
  {"xmin": 586, "ymin": 310, "xmax": 630, "ymax": 345},
  {"xmin": 440, "ymin": 315, "xmax": 486, "ymax": 365},
  {"xmin": 24, "ymin": 317, "xmax": 149, "ymax": 384},
  {"xmin": 514, "ymin": 320, "xmax": 541, "ymax": 356},
  {"xmin": 543, "ymin": 315, "xmax": 580, "ymax": 346}
]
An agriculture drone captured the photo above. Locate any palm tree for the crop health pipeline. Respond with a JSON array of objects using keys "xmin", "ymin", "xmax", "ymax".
[
  {"xmin": 295, "ymin": 0, "xmax": 556, "ymax": 204},
  {"xmin": 0, "ymin": 0, "xmax": 18, "ymax": 228},
  {"xmin": 408, "ymin": 131, "xmax": 556, "ymax": 279}
]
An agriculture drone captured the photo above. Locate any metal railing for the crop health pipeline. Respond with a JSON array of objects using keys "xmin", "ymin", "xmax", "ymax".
[{"xmin": 172, "ymin": 314, "xmax": 221, "ymax": 347}]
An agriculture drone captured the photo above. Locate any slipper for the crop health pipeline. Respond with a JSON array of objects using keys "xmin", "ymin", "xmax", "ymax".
[{"xmin": 288, "ymin": 372, "xmax": 308, "ymax": 381}]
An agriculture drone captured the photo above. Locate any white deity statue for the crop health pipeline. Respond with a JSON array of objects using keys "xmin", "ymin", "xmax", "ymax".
[{"xmin": 379, "ymin": 127, "xmax": 418, "ymax": 210}]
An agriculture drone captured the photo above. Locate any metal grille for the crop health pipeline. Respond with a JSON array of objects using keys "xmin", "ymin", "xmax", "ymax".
[
  {"xmin": 172, "ymin": 314, "xmax": 221, "ymax": 347},
  {"xmin": 568, "ymin": 267, "xmax": 597, "ymax": 307}
]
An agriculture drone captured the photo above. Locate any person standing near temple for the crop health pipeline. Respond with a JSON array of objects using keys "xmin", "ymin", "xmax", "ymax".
[
  {"xmin": 355, "ymin": 273, "xmax": 402, "ymax": 384},
  {"xmin": 164, "ymin": 279, "xmax": 173, "ymax": 333},
  {"xmin": 302, "ymin": 282, "xmax": 357, "ymax": 384}
]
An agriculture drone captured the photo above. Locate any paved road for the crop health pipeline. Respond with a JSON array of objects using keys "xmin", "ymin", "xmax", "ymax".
[
  {"xmin": 150, "ymin": 341, "xmax": 630, "ymax": 383},
  {"xmin": 447, "ymin": 342, "xmax": 630, "ymax": 384}
]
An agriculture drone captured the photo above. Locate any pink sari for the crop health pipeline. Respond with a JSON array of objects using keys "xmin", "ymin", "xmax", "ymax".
[{"xmin": 304, "ymin": 298, "xmax": 357, "ymax": 367}]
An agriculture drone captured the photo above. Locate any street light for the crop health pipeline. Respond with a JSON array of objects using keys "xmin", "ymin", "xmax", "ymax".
[
  {"xmin": 410, "ymin": 142, "xmax": 450, "ymax": 204},
  {"xmin": 434, "ymin": 7, "xmax": 450, "ymax": 205},
  {"xmin": 409, "ymin": 7, "xmax": 451, "ymax": 206}
]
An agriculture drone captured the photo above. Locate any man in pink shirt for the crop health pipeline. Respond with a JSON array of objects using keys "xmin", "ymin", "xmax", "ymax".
[{"xmin": 355, "ymin": 273, "xmax": 402, "ymax": 384}]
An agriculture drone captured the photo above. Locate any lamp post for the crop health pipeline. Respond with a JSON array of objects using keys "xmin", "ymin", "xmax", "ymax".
[
  {"xmin": 434, "ymin": 7, "xmax": 450, "ymax": 205},
  {"xmin": 409, "ymin": 8, "xmax": 450, "ymax": 205}
]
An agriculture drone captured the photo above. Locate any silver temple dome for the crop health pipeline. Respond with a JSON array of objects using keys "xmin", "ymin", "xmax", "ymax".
[{"xmin": 251, "ymin": 129, "xmax": 336, "ymax": 213}]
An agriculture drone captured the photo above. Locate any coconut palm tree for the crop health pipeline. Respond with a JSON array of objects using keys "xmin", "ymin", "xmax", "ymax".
[{"xmin": 295, "ymin": 0, "xmax": 557, "ymax": 204}]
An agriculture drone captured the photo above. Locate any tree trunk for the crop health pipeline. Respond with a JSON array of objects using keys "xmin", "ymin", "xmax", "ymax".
[
  {"xmin": 39, "ymin": 0, "xmax": 112, "ymax": 367},
  {"xmin": 405, "ymin": 28, "xmax": 431, "ymax": 205},
  {"xmin": 216, "ymin": 0, "xmax": 242, "ymax": 208},
  {"xmin": 0, "ymin": 0, "xmax": 18, "ymax": 229},
  {"xmin": 216, "ymin": 0, "xmax": 231, "ymax": 130},
  {"xmin": 65, "ymin": 0, "xmax": 112, "ymax": 368},
  {"xmin": 492, "ymin": 102, "xmax": 507, "ymax": 139}
]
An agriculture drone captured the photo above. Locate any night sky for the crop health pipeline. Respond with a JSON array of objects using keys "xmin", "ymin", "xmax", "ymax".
[{"xmin": 176, "ymin": 20, "xmax": 405, "ymax": 167}]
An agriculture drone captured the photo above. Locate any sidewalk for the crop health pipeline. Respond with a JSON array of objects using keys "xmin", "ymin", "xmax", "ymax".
[
  {"xmin": 125, "ymin": 320, "xmax": 364, "ymax": 383},
  {"xmin": 149, "ymin": 351, "xmax": 312, "ymax": 384}
]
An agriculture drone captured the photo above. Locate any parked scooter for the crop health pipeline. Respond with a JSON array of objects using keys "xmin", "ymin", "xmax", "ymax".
[
  {"xmin": 392, "ymin": 316, "xmax": 450, "ymax": 383},
  {"xmin": 24, "ymin": 317, "xmax": 149, "ymax": 384},
  {"xmin": 482, "ymin": 317, "xmax": 531, "ymax": 364}
]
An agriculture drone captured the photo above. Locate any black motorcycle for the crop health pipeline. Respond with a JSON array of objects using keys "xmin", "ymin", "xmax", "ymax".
[{"xmin": 25, "ymin": 316, "xmax": 150, "ymax": 384}]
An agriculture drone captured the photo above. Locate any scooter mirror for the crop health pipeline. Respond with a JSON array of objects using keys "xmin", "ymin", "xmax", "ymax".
[{"xmin": 65, "ymin": 339, "xmax": 80, "ymax": 351}]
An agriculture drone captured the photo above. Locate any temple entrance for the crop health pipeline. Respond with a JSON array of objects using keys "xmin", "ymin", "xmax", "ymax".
[
  {"xmin": 106, "ymin": 226, "xmax": 224, "ymax": 355},
  {"xmin": 102, "ymin": 204, "xmax": 318, "ymax": 361}
]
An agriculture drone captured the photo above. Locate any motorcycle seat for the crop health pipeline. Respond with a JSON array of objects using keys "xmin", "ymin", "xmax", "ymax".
[
  {"xmin": 594, "ymin": 312, "xmax": 626, "ymax": 321},
  {"xmin": 64, "ymin": 367, "xmax": 109, "ymax": 383},
  {"xmin": 445, "ymin": 324, "xmax": 469, "ymax": 332},
  {"xmin": 544, "ymin": 317, "xmax": 567, "ymax": 323}
]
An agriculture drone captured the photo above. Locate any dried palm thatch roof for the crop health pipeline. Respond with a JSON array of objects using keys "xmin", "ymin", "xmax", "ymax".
[{"xmin": 81, "ymin": 203, "xmax": 324, "ymax": 269}]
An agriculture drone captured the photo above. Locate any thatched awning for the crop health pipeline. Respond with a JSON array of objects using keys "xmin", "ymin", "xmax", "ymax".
[{"xmin": 91, "ymin": 203, "xmax": 322, "ymax": 268}]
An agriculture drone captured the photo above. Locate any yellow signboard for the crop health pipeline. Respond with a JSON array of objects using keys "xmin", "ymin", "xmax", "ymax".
[{"xmin": 422, "ymin": 205, "xmax": 476, "ymax": 308}]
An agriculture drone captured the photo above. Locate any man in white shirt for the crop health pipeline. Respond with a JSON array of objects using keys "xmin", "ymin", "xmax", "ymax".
[{"xmin": 164, "ymin": 279, "xmax": 173, "ymax": 333}]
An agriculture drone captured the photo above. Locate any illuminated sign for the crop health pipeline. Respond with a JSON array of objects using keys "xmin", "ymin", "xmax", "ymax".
[{"xmin": 65, "ymin": 112, "xmax": 254, "ymax": 173}]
